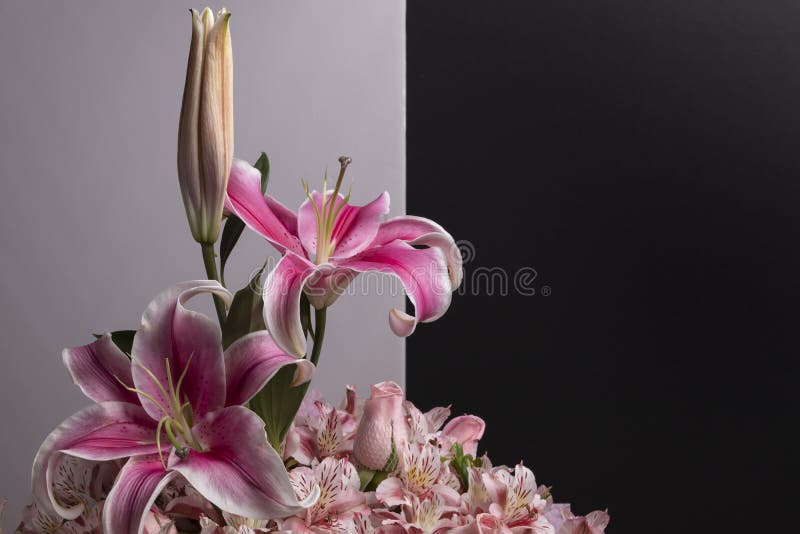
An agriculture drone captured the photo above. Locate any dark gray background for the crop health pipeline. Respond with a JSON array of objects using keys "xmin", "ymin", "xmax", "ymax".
[{"xmin": 407, "ymin": 2, "xmax": 798, "ymax": 532}]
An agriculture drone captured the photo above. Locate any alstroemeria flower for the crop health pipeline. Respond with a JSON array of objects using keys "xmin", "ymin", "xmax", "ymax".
[
  {"xmin": 31, "ymin": 281, "xmax": 318, "ymax": 534},
  {"xmin": 282, "ymin": 457, "xmax": 368, "ymax": 533},
  {"xmin": 376, "ymin": 442, "xmax": 461, "ymax": 509},
  {"xmin": 225, "ymin": 158, "xmax": 463, "ymax": 357},
  {"xmin": 554, "ymin": 510, "xmax": 610, "ymax": 534},
  {"xmin": 478, "ymin": 464, "xmax": 554, "ymax": 534},
  {"xmin": 283, "ymin": 399, "xmax": 357, "ymax": 465}
]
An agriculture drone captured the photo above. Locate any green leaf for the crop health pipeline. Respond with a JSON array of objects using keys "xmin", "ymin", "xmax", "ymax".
[
  {"xmin": 221, "ymin": 269, "xmax": 266, "ymax": 349},
  {"xmin": 300, "ymin": 293, "xmax": 313, "ymax": 338},
  {"xmin": 93, "ymin": 330, "xmax": 136, "ymax": 356},
  {"xmin": 219, "ymin": 152, "xmax": 270, "ymax": 284},
  {"xmin": 219, "ymin": 216, "xmax": 246, "ymax": 286},
  {"xmin": 255, "ymin": 152, "xmax": 270, "ymax": 193}
]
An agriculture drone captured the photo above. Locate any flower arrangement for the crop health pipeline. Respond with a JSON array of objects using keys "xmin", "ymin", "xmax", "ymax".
[{"xmin": 13, "ymin": 8, "xmax": 608, "ymax": 534}]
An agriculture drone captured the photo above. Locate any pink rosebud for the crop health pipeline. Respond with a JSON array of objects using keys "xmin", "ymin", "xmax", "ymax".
[
  {"xmin": 442, "ymin": 415, "xmax": 486, "ymax": 457},
  {"xmin": 353, "ymin": 381, "xmax": 408, "ymax": 470}
]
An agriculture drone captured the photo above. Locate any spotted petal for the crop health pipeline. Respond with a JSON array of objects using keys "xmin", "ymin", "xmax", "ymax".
[
  {"xmin": 168, "ymin": 406, "xmax": 319, "ymax": 519},
  {"xmin": 224, "ymin": 330, "xmax": 315, "ymax": 406},
  {"xmin": 102, "ymin": 455, "xmax": 177, "ymax": 534},
  {"xmin": 32, "ymin": 402, "xmax": 161, "ymax": 520},
  {"xmin": 62, "ymin": 333, "xmax": 138, "ymax": 404},
  {"xmin": 131, "ymin": 280, "xmax": 232, "ymax": 420}
]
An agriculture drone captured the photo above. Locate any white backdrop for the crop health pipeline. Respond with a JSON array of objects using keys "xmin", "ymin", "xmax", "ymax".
[{"xmin": 0, "ymin": 1, "xmax": 405, "ymax": 524}]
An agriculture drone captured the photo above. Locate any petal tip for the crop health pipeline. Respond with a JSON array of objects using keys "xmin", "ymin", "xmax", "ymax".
[{"xmin": 388, "ymin": 308, "xmax": 416, "ymax": 337}]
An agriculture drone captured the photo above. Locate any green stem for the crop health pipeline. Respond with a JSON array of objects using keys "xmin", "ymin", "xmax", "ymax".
[
  {"xmin": 309, "ymin": 307, "xmax": 327, "ymax": 366},
  {"xmin": 200, "ymin": 243, "xmax": 227, "ymax": 325}
]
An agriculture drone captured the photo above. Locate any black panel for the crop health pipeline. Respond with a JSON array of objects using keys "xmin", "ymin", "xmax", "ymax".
[{"xmin": 407, "ymin": 2, "xmax": 799, "ymax": 532}]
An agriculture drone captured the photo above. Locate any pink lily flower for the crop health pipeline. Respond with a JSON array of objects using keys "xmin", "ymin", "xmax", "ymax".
[
  {"xmin": 225, "ymin": 158, "xmax": 463, "ymax": 356},
  {"xmin": 31, "ymin": 281, "xmax": 318, "ymax": 534}
]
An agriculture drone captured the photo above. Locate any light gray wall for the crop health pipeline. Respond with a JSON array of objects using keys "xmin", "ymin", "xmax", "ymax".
[{"xmin": 0, "ymin": 1, "xmax": 405, "ymax": 524}]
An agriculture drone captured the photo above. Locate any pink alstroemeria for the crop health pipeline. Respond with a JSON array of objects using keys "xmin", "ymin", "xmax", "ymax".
[
  {"xmin": 282, "ymin": 457, "xmax": 368, "ymax": 533},
  {"xmin": 31, "ymin": 281, "xmax": 318, "ymax": 534},
  {"xmin": 225, "ymin": 157, "xmax": 463, "ymax": 356},
  {"xmin": 283, "ymin": 399, "xmax": 357, "ymax": 465},
  {"xmin": 376, "ymin": 442, "xmax": 461, "ymax": 509},
  {"xmin": 477, "ymin": 464, "xmax": 554, "ymax": 534}
]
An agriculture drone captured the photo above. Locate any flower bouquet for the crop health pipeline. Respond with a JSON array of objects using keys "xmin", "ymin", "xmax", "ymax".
[{"xmin": 13, "ymin": 8, "xmax": 608, "ymax": 534}]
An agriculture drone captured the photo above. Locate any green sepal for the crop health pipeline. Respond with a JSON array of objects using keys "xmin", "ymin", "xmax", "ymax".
[
  {"xmin": 450, "ymin": 442, "xmax": 481, "ymax": 491},
  {"xmin": 220, "ymin": 152, "xmax": 270, "ymax": 284},
  {"xmin": 365, "ymin": 469, "xmax": 390, "ymax": 492}
]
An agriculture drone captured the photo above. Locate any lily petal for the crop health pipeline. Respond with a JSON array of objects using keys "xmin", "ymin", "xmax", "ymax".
[
  {"xmin": 298, "ymin": 191, "xmax": 390, "ymax": 259},
  {"xmin": 32, "ymin": 402, "xmax": 160, "ymax": 519},
  {"xmin": 102, "ymin": 455, "xmax": 177, "ymax": 534},
  {"xmin": 131, "ymin": 281, "xmax": 232, "ymax": 420},
  {"xmin": 224, "ymin": 330, "xmax": 315, "ymax": 406},
  {"xmin": 373, "ymin": 215, "xmax": 463, "ymax": 288},
  {"xmin": 262, "ymin": 252, "xmax": 317, "ymax": 357},
  {"xmin": 62, "ymin": 334, "xmax": 138, "ymax": 404},
  {"xmin": 168, "ymin": 406, "xmax": 319, "ymax": 520},
  {"xmin": 226, "ymin": 159, "xmax": 305, "ymax": 255},
  {"xmin": 340, "ymin": 241, "xmax": 453, "ymax": 337}
]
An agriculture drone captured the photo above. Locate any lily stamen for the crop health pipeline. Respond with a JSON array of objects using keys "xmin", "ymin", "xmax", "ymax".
[{"xmin": 304, "ymin": 156, "xmax": 353, "ymax": 264}]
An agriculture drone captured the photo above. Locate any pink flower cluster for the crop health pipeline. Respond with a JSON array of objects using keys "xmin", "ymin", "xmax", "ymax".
[{"xmin": 18, "ymin": 382, "xmax": 608, "ymax": 534}]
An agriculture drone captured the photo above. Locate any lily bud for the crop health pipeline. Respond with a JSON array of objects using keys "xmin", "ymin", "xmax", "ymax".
[
  {"xmin": 178, "ymin": 7, "xmax": 233, "ymax": 244},
  {"xmin": 353, "ymin": 381, "xmax": 409, "ymax": 471}
]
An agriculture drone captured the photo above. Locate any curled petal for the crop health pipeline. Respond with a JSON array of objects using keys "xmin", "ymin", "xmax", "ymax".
[
  {"xmin": 442, "ymin": 415, "xmax": 486, "ymax": 457},
  {"xmin": 225, "ymin": 159, "xmax": 305, "ymax": 255},
  {"xmin": 102, "ymin": 456, "xmax": 176, "ymax": 534},
  {"xmin": 32, "ymin": 402, "xmax": 160, "ymax": 519},
  {"xmin": 388, "ymin": 308, "xmax": 416, "ymax": 337},
  {"xmin": 224, "ymin": 330, "xmax": 315, "ymax": 406},
  {"xmin": 262, "ymin": 253, "xmax": 317, "ymax": 357},
  {"xmin": 131, "ymin": 281, "xmax": 232, "ymax": 420},
  {"xmin": 373, "ymin": 215, "xmax": 463, "ymax": 288},
  {"xmin": 340, "ymin": 241, "xmax": 453, "ymax": 337},
  {"xmin": 169, "ymin": 406, "xmax": 319, "ymax": 520},
  {"xmin": 62, "ymin": 334, "xmax": 138, "ymax": 404}
]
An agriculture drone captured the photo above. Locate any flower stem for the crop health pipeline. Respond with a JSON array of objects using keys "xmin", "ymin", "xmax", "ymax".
[
  {"xmin": 200, "ymin": 243, "xmax": 227, "ymax": 325},
  {"xmin": 309, "ymin": 308, "xmax": 327, "ymax": 366}
]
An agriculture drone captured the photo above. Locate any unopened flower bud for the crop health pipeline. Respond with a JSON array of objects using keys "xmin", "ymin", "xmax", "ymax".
[{"xmin": 178, "ymin": 7, "xmax": 233, "ymax": 244}]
